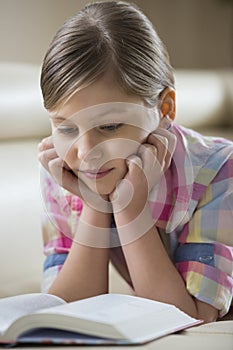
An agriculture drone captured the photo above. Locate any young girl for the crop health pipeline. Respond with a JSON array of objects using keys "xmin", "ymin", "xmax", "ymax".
[{"xmin": 38, "ymin": 1, "xmax": 233, "ymax": 323}]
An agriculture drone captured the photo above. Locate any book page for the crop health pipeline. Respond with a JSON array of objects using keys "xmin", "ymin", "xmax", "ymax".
[
  {"xmin": 35, "ymin": 294, "xmax": 201, "ymax": 342},
  {"xmin": 0, "ymin": 293, "xmax": 65, "ymax": 335},
  {"xmin": 18, "ymin": 328, "xmax": 128, "ymax": 345},
  {"xmin": 1, "ymin": 293, "xmax": 201, "ymax": 344},
  {"xmin": 37, "ymin": 293, "xmax": 173, "ymax": 324}
]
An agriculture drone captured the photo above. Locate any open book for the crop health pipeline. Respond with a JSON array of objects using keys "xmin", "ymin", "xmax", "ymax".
[{"xmin": 0, "ymin": 293, "xmax": 202, "ymax": 345}]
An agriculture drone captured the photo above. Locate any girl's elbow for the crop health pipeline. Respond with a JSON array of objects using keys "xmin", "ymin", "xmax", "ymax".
[{"xmin": 195, "ymin": 299, "xmax": 219, "ymax": 324}]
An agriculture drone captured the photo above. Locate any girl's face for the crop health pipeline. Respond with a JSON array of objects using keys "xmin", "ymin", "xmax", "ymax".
[{"xmin": 50, "ymin": 74, "xmax": 159, "ymax": 195}]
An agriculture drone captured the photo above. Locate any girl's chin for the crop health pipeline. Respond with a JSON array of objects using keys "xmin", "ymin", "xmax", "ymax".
[
  {"xmin": 78, "ymin": 164, "xmax": 128, "ymax": 196},
  {"xmin": 86, "ymin": 183, "xmax": 115, "ymax": 196}
]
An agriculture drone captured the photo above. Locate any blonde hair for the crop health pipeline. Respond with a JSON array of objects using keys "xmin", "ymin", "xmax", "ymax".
[{"xmin": 40, "ymin": 1, "xmax": 175, "ymax": 110}]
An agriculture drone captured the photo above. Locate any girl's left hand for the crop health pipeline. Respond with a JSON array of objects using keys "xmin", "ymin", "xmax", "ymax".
[
  {"xmin": 109, "ymin": 128, "xmax": 176, "ymax": 223},
  {"xmin": 142, "ymin": 127, "xmax": 177, "ymax": 192}
]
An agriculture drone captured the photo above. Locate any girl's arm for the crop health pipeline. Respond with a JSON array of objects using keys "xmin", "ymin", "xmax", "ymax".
[
  {"xmin": 115, "ymin": 205, "xmax": 218, "ymax": 322},
  {"xmin": 110, "ymin": 131, "xmax": 218, "ymax": 323},
  {"xmin": 48, "ymin": 205, "xmax": 110, "ymax": 302},
  {"xmin": 39, "ymin": 137, "xmax": 111, "ymax": 302}
]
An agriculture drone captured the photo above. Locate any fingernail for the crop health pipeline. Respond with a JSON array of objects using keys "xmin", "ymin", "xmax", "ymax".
[
  {"xmin": 127, "ymin": 155, "xmax": 142, "ymax": 168},
  {"xmin": 160, "ymin": 115, "xmax": 173, "ymax": 130}
]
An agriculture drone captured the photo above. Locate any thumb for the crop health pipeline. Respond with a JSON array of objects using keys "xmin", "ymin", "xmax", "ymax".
[{"xmin": 126, "ymin": 155, "xmax": 143, "ymax": 171}]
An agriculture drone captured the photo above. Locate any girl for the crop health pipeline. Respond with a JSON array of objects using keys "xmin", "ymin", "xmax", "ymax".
[{"xmin": 38, "ymin": 1, "xmax": 233, "ymax": 323}]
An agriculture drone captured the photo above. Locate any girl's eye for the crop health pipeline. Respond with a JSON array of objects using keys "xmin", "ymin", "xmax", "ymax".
[
  {"xmin": 57, "ymin": 126, "xmax": 78, "ymax": 135},
  {"xmin": 99, "ymin": 123, "xmax": 123, "ymax": 132}
]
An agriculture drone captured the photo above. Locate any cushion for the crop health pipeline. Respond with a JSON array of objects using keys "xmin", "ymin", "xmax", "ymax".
[
  {"xmin": 0, "ymin": 140, "xmax": 44, "ymax": 296},
  {"xmin": 175, "ymin": 69, "xmax": 228, "ymax": 128},
  {"xmin": 0, "ymin": 62, "xmax": 50, "ymax": 140},
  {"xmin": 1, "ymin": 63, "xmax": 231, "ymax": 138}
]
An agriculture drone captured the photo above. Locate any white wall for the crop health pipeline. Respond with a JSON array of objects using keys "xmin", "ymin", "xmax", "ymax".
[{"xmin": 0, "ymin": 0, "xmax": 232, "ymax": 68}]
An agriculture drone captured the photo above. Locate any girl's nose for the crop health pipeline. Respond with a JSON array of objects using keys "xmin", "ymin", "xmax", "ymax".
[{"xmin": 75, "ymin": 131, "xmax": 103, "ymax": 161}]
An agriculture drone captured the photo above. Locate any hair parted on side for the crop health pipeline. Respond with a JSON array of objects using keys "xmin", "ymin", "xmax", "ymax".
[{"xmin": 40, "ymin": 0, "xmax": 175, "ymax": 111}]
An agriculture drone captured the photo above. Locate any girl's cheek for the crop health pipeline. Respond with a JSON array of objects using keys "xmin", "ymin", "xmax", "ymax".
[
  {"xmin": 63, "ymin": 149, "xmax": 74, "ymax": 167},
  {"xmin": 52, "ymin": 135, "xmax": 146, "ymax": 171},
  {"xmin": 103, "ymin": 138, "xmax": 142, "ymax": 161},
  {"xmin": 52, "ymin": 131, "xmax": 76, "ymax": 161}
]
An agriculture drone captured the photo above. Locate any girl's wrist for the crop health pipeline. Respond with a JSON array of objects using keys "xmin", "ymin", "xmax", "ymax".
[
  {"xmin": 113, "ymin": 203, "xmax": 155, "ymax": 245},
  {"xmin": 112, "ymin": 193, "xmax": 147, "ymax": 225},
  {"xmin": 81, "ymin": 203, "xmax": 111, "ymax": 227},
  {"xmin": 74, "ymin": 205, "xmax": 112, "ymax": 249},
  {"xmin": 81, "ymin": 190, "xmax": 112, "ymax": 216}
]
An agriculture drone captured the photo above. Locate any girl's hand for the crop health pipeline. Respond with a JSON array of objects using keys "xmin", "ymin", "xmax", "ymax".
[
  {"xmin": 38, "ymin": 136, "xmax": 111, "ymax": 213},
  {"xmin": 141, "ymin": 127, "xmax": 177, "ymax": 192},
  {"xmin": 109, "ymin": 128, "xmax": 176, "ymax": 222}
]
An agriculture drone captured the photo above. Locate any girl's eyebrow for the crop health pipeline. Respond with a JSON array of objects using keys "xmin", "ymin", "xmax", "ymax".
[
  {"xmin": 95, "ymin": 108, "xmax": 125, "ymax": 117},
  {"xmin": 49, "ymin": 116, "xmax": 66, "ymax": 121},
  {"xmin": 49, "ymin": 108, "xmax": 125, "ymax": 121}
]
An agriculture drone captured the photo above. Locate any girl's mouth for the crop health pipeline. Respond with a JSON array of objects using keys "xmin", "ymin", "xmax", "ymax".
[{"xmin": 82, "ymin": 168, "xmax": 114, "ymax": 179}]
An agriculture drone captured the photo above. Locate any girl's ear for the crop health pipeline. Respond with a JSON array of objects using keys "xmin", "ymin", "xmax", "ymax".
[{"xmin": 159, "ymin": 87, "xmax": 176, "ymax": 121}]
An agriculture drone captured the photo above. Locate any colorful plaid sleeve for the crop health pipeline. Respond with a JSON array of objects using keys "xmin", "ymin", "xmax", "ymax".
[
  {"xmin": 175, "ymin": 151, "xmax": 233, "ymax": 317},
  {"xmin": 40, "ymin": 167, "xmax": 82, "ymax": 292}
]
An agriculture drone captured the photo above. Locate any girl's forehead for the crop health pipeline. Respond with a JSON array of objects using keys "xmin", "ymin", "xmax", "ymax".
[{"xmin": 52, "ymin": 102, "xmax": 160, "ymax": 133}]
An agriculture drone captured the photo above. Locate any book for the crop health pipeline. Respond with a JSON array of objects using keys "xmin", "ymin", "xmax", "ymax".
[{"xmin": 0, "ymin": 293, "xmax": 202, "ymax": 346}]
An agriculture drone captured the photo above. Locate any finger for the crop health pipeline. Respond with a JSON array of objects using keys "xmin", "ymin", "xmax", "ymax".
[
  {"xmin": 153, "ymin": 127, "xmax": 177, "ymax": 155},
  {"xmin": 138, "ymin": 143, "xmax": 160, "ymax": 174},
  {"xmin": 38, "ymin": 148, "xmax": 58, "ymax": 171},
  {"xmin": 110, "ymin": 156, "xmax": 142, "ymax": 210},
  {"xmin": 155, "ymin": 128, "xmax": 177, "ymax": 170},
  {"xmin": 38, "ymin": 136, "xmax": 54, "ymax": 152},
  {"xmin": 138, "ymin": 143, "xmax": 158, "ymax": 168},
  {"xmin": 48, "ymin": 157, "xmax": 81, "ymax": 197},
  {"xmin": 125, "ymin": 155, "xmax": 146, "ymax": 187},
  {"xmin": 126, "ymin": 155, "xmax": 143, "ymax": 169},
  {"xmin": 146, "ymin": 134, "xmax": 168, "ymax": 168},
  {"xmin": 148, "ymin": 128, "xmax": 177, "ymax": 170},
  {"xmin": 137, "ymin": 143, "xmax": 164, "ymax": 191}
]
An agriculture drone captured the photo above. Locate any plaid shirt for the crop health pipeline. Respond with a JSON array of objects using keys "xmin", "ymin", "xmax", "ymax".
[{"xmin": 41, "ymin": 125, "xmax": 233, "ymax": 317}]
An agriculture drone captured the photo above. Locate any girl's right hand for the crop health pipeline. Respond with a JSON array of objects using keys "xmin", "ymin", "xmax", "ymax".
[{"xmin": 38, "ymin": 136, "xmax": 111, "ymax": 214}]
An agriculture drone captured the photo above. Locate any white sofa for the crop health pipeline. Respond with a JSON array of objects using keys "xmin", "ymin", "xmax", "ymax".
[{"xmin": 0, "ymin": 62, "xmax": 233, "ymax": 298}]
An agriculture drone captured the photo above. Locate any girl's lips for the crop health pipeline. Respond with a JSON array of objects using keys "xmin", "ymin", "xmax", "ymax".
[{"xmin": 82, "ymin": 168, "xmax": 114, "ymax": 179}]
